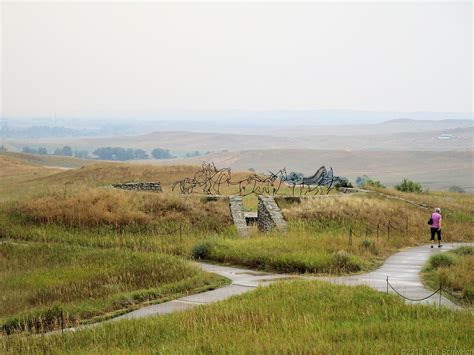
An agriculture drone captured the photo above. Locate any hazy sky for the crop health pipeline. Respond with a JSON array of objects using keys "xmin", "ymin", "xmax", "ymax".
[{"xmin": 1, "ymin": 1, "xmax": 472, "ymax": 119}]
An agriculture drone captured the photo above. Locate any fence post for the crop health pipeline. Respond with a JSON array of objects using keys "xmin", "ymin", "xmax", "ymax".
[
  {"xmin": 179, "ymin": 223, "xmax": 182, "ymax": 243},
  {"xmin": 405, "ymin": 216, "xmax": 409, "ymax": 236},
  {"xmin": 386, "ymin": 276, "xmax": 389, "ymax": 294},
  {"xmin": 387, "ymin": 222, "xmax": 390, "ymax": 239},
  {"xmin": 349, "ymin": 227, "xmax": 352, "ymax": 246},
  {"xmin": 61, "ymin": 310, "xmax": 64, "ymax": 333},
  {"xmin": 439, "ymin": 282, "xmax": 442, "ymax": 309},
  {"xmin": 376, "ymin": 224, "xmax": 379, "ymax": 238}
]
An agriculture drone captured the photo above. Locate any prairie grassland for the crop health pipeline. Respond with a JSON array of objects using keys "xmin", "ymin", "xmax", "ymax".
[
  {"xmin": 2, "ymin": 280, "xmax": 472, "ymax": 354},
  {"xmin": 367, "ymin": 186, "xmax": 474, "ymax": 221},
  {"xmin": 1, "ymin": 189, "xmax": 472, "ymax": 275},
  {"xmin": 18, "ymin": 188, "xmax": 232, "ymax": 232},
  {"xmin": 422, "ymin": 246, "xmax": 474, "ymax": 306},
  {"xmin": 0, "ymin": 242, "xmax": 227, "ymax": 334},
  {"xmin": 0, "ymin": 160, "xmax": 201, "ymax": 201},
  {"xmin": 279, "ymin": 193, "xmax": 473, "ymax": 241},
  {"xmin": 0, "ymin": 152, "xmax": 93, "ymax": 169}
]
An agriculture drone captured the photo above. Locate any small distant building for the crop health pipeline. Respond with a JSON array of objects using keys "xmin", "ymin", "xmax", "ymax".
[{"xmin": 437, "ymin": 133, "xmax": 454, "ymax": 140}]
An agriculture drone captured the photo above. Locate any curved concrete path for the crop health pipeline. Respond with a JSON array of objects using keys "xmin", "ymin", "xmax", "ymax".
[
  {"xmin": 316, "ymin": 243, "xmax": 472, "ymax": 309},
  {"xmin": 47, "ymin": 242, "xmax": 471, "ymax": 335}
]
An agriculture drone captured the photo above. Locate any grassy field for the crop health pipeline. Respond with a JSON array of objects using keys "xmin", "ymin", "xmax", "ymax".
[
  {"xmin": 0, "ymin": 158, "xmax": 472, "ymax": 275},
  {"xmin": 0, "ymin": 155, "xmax": 473, "ymax": 352},
  {"xmin": 0, "ymin": 241, "xmax": 227, "ymax": 334},
  {"xmin": 422, "ymin": 246, "xmax": 474, "ymax": 307},
  {"xmin": 1, "ymin": 280, "xmax": 472, "ymax": 354}
]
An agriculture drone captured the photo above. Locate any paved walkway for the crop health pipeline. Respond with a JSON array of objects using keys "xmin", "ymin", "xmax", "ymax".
[
  {"xmin": 316, "ymin": 243, "xmax": 472, "ymax": 309},
  {"xmin": 47, "ymin": 242, "xmax": 472, "ymax": 334}
]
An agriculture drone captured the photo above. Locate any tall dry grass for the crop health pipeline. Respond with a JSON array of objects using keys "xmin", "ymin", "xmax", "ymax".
[
  {"xmin": 280, "ymin": 194, "xmax": 473, "ymax": 242},
  {"xmin": 18, "ymin": 188, "xmax": 231, "ymax": 231}
]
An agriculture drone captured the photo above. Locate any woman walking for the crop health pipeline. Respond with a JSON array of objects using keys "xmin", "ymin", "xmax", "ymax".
[{"xmin": 430, "ymin": 208, "xmax": 442, "ymax": 248}]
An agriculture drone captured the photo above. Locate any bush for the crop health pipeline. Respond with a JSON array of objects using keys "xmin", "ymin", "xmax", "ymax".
[
  {"xmin": 363, "ymin": 179, "xmax": 385, "ymax": 189},
  {"xmin": 361, "ymin": 239, "xmax": 374, "ymax": 250},
  {"xmin": 331, "ymin": 250, "xmax": 361, "ymax": 272},
  {"xmin": 461, "ymin": 286, "xmax": 474, "ymax": 303},
  {"xmin": 429, "ymin": 253, "xmax": 457, "ymax": 269},
  {"xmin": 192, "ymin": 241, "xmax": 215, "ymax": 260},
  {"xmin": 395, "ymin": 178, "xmax": 422, "ymax": 193},
  {"xmin": 448, "ymin": 185, "xmax": 465, "ymax": 193},
  {"xmin": 335, "ymin": 177, "xmax": 353, "ymax": 189},
  {"xmin": 355, "ymin": 175, "xmax": 384, "ymax": 189}
]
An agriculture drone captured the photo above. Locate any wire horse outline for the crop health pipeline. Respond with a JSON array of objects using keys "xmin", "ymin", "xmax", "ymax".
[{"xmin": 173, "ymin": 162, "xmax": 340, "ymax": 196}]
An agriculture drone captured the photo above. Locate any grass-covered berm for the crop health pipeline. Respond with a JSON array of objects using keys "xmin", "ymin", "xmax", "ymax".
[
  {"xmin": 1, "ymin": 280, "xmax": 472, "ymax": 354},
  {"xmin": 190, "ymin": 192, "xmax": 473, "ymax": 274},
  {"xmin": 0, "ymin": 242, "xmax": 227, "ymax": 335},
  {"xmin": 422, "ymin": 246, "xmax": 474, "ymax": 306},
  {"xmin": 1, "ymin": 164, "xmax": 472, "ymax": 276}
]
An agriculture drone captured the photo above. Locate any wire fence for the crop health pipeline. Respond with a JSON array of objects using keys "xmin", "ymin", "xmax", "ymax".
[{"xmin": 348, "ymin": 215, "xmax": 410, "ymax": 246}]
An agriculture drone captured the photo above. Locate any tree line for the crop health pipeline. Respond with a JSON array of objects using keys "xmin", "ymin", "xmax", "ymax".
[{"xmin": 21, "ymin": 146, "xmax": 179, "ymax": 161}]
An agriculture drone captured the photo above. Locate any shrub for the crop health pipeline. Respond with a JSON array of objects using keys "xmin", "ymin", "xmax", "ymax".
[
  {"xmin": 429, "ymin": 253, "xmax": 457, "ymax": 269},
  {"xmin": 331, "ymin": 250, "xmax": 361, "ymax": 272},
  {"xmin": 335, "ymin": 177, "xmax": 353, "ymax": 189},
  {"xmin": 361, "ymin": 239, "xmax": 374, "ymax": 250},
  {"xmin": 395, "ymin": 178, "xmax": 422, "ymax": 193},
  {"xmin": 461, "ymin": 286, "xmax": 474, "ymax": 303},
  {"xmin": 363, "ymin": 179, "xmax": 385, "ymax": 189},
  {"xmin": 192, "ymin": 241, "xmax": 215, "ymax": 260},
  {"xmin": 355, "ymin": 175, "xmax": 384, "ymax": 189},
  {"xmin": 448, "ymin": 185, "xmax": 465, "ymax": 193}
]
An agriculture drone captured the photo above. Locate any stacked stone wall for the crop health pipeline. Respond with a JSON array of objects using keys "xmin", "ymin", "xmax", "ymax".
[
  {"xmin": 229, "ymin": 196, "xmax": 248, "ymax": 237},
  {"xmin": 257, "ymin": 195, "xmax": 287, "ymax": 233},
  {"xmin": 112, "ymin": 182, "xmax": 162, "ymax": 192}
]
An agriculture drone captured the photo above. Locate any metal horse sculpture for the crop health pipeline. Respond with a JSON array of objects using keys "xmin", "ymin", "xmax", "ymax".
[
  {"xmin": 232, "ymin": 168, "xmax": 287, "ymax": 196},
  {"xmin": 173, "ymin": 162, "xmax": 340, "ymax": 196},
  {"xmin": 288, "ymin": 166, "xmax": 340, "ymax": 195},
  {"xmin": 172, "ymin": 162, "xmax": 232, "ymax": 195}
]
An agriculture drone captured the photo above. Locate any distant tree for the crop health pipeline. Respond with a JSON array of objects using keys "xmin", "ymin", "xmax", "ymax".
[
  {"xmin": 448, "ymin": 185, "xmax": 465, "ymax": 193},
  {"xmin": 355, "ymin": 175, "xmax": 369, "ymax": 187},
  {"xmin": 151, "ymin": 148, "xmax": 175, "ymax": 160},
  {"xmin": 286, "ymin": 171, "xmax": 304, "ymax": 184},
  {"xmin": 395, "ymin": 178, "xmax": 422, "ymax": 193},
  {"xmin": 93, "ymin": 147, "xmax": 150, "ymax": 161},
  {"xmin": 356, "ymin": 175, "xmax": 385, "ymax": 189},
  {"xmin": 185, "ymin": 151, "xmax": 201, "ymax": 158},
  {"xmin": 0, "ymin": 145, "xmax": 7, "ymax": 152},
  {"xmin": 22, "ymin": 146, "xmax": 37, "ymax": 154},
  {"xmin": 37, "ymin": 147, "xmax": 48, "ymax": 155},
  {"xmin": 54, "ymin": 146, "xmax": 73, "ymax": 156},
  {"xmin": 93, "ymin": 147, "xmax": 115, "ymax": 160},
  {"xmin": 74, "ymin": 150, "xmax": 89, "ymax": 159},
  {"xmin": 335, "ymin": 177, "xmax": 353, "ymax": 188},
  {"xmin": 133, "ymin": 149, "xmax": 149, "ymax": 160}
]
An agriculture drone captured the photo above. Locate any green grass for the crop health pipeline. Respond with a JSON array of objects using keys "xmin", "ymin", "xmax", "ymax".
[
  {"xmin": 422, "ymin": 246, "xmax": 474, "ymax": 307},
  {"xmin": 1, "ymin": 280, "xmax": 472, "ymax": 354},
  {"xmin": 0, "ymin": 242, "xmax": 228, "ymax": 334}
]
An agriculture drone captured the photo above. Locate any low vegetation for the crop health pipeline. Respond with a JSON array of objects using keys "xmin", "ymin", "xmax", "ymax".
[
  {"xmin": 17, "ymin": 188, "xmax": 232, "ymax": 233},
  {"xmin": 422, "ymin": 246, "xmax": 474, "ymax": 306},
  {"xmin": 0, "ymin": 242, "xmax": 227, "ymax": 334},
  {"xmin": 2, "ymin": 280, "xmax": 472, "ymax": 353},
  {"xmin": 395, "ymin": 178, "xmax": 423, "ymax": 193}
]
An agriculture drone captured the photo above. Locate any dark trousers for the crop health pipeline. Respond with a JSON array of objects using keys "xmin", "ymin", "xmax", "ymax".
[{"xmin": 430, "ymin": 228, "xmax": 442, "ymax": 241}]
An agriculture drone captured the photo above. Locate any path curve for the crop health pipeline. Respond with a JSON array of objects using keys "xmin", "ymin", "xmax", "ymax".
[{"xmin": 48, "ymin": 242, "xmax": 472, "ymax": 335}]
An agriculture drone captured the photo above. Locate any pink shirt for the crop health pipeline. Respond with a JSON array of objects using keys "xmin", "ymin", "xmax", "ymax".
[{"xmin": 431, "ymin": 212, "xmax": 442, "ymax": 229}]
